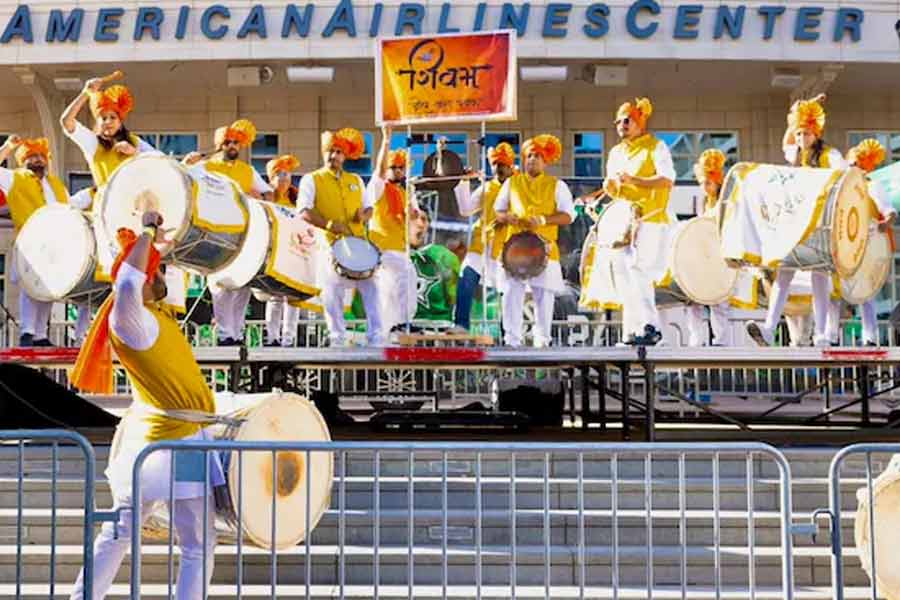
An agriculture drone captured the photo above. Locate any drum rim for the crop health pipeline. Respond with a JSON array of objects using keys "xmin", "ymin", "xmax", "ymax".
[
  {"xmin": 594, "ymin": 199, "xmax": 634, "ymax": 247},
  {"xmin": 670, "ymin": 216, "xmax": 738, "ymax": 306},
  {"xmin": 829, "ymin": 168, "xmax": 871, "ymax": 279},
  {"xmin": 332, "ymin": 236, "xmax": 382, "ymax": 277},
  {"xmin": 853, "ymin": 459, "xmax": 900, "ymax": 588},
  {"xmin": 840, "ymin": 228, "xmax": 891, "ymax": 305},
  {"xmin": 209, "ymin": 198, "xmax": 270, "ymax": 290}
]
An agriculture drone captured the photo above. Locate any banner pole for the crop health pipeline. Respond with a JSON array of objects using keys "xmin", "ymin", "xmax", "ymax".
[
  {"xmin": 405, "ymin": 124, "xmax": 413, "ymax": 337},
  {"xmin": 479, "ymin": 121, "xmax": 489, "ymax": 336}
]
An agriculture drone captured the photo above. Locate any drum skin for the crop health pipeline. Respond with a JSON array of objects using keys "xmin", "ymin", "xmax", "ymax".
[
  {"xmin": 669, "ymin": 216, "xmax": 738, "ymax": 306},
  {"xmin": 502, "ymin": 231, "xmax": 549, "ymax": 280},
  {"xmin": 332, "ymin": 237, "xmax": 382, "ymax": 280},
  {"xmin": 855, "ymin": 454, "xmax": 900, "ymax": 600},
  {"xmin": 840, "ymin": 228, "xmax": 892, "ymax": 305}
]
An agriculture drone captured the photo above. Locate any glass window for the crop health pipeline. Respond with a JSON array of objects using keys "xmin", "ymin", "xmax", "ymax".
[
  {"xmin": 67, "ymin": 172, "xmax": 93, "ymax": 193},
  {"xmin": 848, "ymin": 132, "xmax": 900, "ymax": 165},
  {"xmin": 482, "ymin": 132, "xmax": 520, "ymax": 175},
  {"xmin": 573, "ymin": 132, "xmax": 604, "ymax": 178},
  {"xmin": 389, "ymin": 132, "xmax": 468, "ymax": 177},
  {"xmin": 136, "ymin": 133, "xmax": 196, "ymax": 159},
  {"xmin": 344, "ymin": 131, "xmax": 375, "ymax": 178},
  {"xmin": 657, "ymin": 131, "xmax": 739, "ymax": 183},
  {"xmin": 250, "ymin": 133, "xmax": 279, "ymax": 176}
]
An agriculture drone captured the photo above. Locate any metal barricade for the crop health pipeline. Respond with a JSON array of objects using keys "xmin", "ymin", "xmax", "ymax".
[
  {"xmin": 0, "ymin": 430, "xmax": 97, "ymax": 599},
  {"xmin": 129, "ymin": 441, "xmax": 795, "ymax": 600}
]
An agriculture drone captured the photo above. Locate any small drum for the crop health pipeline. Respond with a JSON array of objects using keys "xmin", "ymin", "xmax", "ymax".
[
  {"xmin": 332, "ymin": 236, "xmax": 381, "ymax": 280},
  {"xmin": 502, "ymin": 231, "xmax": 549, "ymax": 280},
  {"xmin": 840, "ymin": 228, "xmax": 892, "ymax": 305},
  {"xmin": 669, "ymin": 216, "xmax": 738, "ymax": 306},
  {"xmin": 595, "ymin": 200, "xmax": 637, "ymax": 248},
  {"xmin": 13, "ymin": 204, "xmax": 108, "ymax": 302},
  {"xmin": 144, "ymin": 392, "xmax": 333, "ymax": 551},
  {"xmin": 99, "ymin": 155, "xmax": 249, "ymax": 274},
  {"xmin": 854, "ymin": 454, "xmax": 900, "ymax": 599},
  {"xmin": 208, "ymin": 200, "xmax": 320, "ymax": 301}
]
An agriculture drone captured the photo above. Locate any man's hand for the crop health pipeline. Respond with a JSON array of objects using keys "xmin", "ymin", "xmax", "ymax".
[
  {"xmin": 381, "ymin": 124, "xmax": 392, "ymax": 139},
  {"xmin": 330, "ymin": 221, "xmax": 350, "ymax": 236},
  {"xmin": 618, "ymin": 172, "xmax": 636, "ymax": 186},
  {"xmin": 181, "ymin": 152, "xmax": 203, "ymax": 166},
  {"xmin": 4, "ymin": 135, "xmax": 22, "ymax": 149},
  {"xmin": 496, "ymin": 213, "xmax": 519, "ymax": 227},
  {"xmin": 114, "ymin": 141, "xmax": 137, "ymax": 156},
  {"xmin": 524, "ymin": 216, "xmax": 543, "ymax": 229},
  {"xmin": 353, "ymin": 207, "xmax": 369, "ymax": 223},
  {"xmin": 83, "ymin": 78, "xmax": 104, "ymax": 94}
]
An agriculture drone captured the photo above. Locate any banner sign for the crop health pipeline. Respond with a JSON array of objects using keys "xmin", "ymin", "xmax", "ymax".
[{"xmin": 375, "ymin": 30, "xmax": 517, "ymax": 126}]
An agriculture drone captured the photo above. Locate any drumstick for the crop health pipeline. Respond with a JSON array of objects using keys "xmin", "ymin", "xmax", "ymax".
[{"xmin": 99, "ymin": 70, "xmax": 124, "ymax": 85}]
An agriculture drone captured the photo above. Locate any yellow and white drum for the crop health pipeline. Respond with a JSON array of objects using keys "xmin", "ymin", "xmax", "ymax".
[
  {"xmin": 840, "ymin": 229, "xmax": 892, "ymax": 305},
  {"xmin": 12, "ymin": 204, "xmax": 109, "ymax": 302},
  {"xmin": 99, "ymin": 155, "xmax": 248, "ymax": 274},
  {"xmin": 208, "ymin": 200, "xmax": 320, "ymax": 302},
  {"xmin": 854, "ymin": 454, "xmax": 900, "ymax": 600},
  {"xmin": 668, "ymin": 216, "xmax": 738, "ymax": 306}
]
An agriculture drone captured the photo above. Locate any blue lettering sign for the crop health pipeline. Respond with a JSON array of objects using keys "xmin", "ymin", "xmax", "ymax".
[
  {"xmin": 134, "ymin": 6, "xmax": 163, "ymax": 41},
  {"xmin": 713, "ymin": 5, "xmax": 745, "ymax": 39},
  {"xmin": 834, "ymin": 7, "xmax": 862, "ymax": 42},
  {"xmin": 323, "ymin": 0, "xmax": 356, "ymax": 37},
  {"xmin": 626, "ymin": 0, "xmax": 659, "ymax": 39},
  {"xmin": 395, "ymin": 3, "xmax": 424, "ymax": 36},
  {"xmin": 794, "ymin": 6, "xmax": 822, "ymax": 41},
  {"xmin": 46, "ymin": 8, "xmax": 83, "ymax": 43},
  {"xmin": 499, "ymin": 2, "xmax": 530, "ymax": 37},
  {"xmin": 282, "ymin": 4, "xmax": 313, "ymax": 38},
  {"xmin": 757, "ymin": 5, "xmax": 785, "ymax": 40},
  {"xmin": 583, "ymin": 3, "xmax": 610, "ymax": 38},
  {"xmin": 237, "ymin": 4, "xmax": 267, "ymax": 38},
  {"xmin": 175, "ymin": 6, "xmax": 190, "ymax": 40},
  {"xmin": 438, "ymin": 3, "xmax": 459, "ymax": 34},
  {"xmin": 673, "ymin": 4, "xmax": 702, "ymax": 39},
  {"xmin": 369, "ymin": 3, "xmax": 383, "ymax": 37},
  {"xmin": 543, "ymin": 3, "xmax": 571, "ymax": 38},
  {"xmin": 94, "ymin": 8, "xmax": 124, "ymax": 42},
  {"xmin": 473, "ymin": 3, "xmax": 487, "ymax": 31},
  {"xmin": 200, "ymin": 4, "xmax": 230, "ymax": 39}
]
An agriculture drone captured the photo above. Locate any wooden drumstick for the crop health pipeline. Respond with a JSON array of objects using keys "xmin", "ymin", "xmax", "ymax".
[{"xmin": 99, "ymin": 70, "xmax": 124, "ymax": 85}]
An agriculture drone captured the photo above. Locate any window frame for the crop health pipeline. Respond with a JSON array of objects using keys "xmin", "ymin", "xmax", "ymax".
[
  {"xmin": 571, "ymin": 131, "xmax": 605, "ymax": 179},
  {"xmin": 656, "ymin": 130, "xmax": 741, "ymax": 184},
  {"xmin": 248, "ymin": 131, "xmax": 280, "ymax": 179},
  {"xmin": 134, "ymin": 132, "xmax": 199, "ymax": 159}
]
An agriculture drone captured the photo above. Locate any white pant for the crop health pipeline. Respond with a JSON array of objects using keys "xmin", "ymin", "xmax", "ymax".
[
  {"xmin": 862, "ymin": 300, "xmax": 878, "ymax": 344},
  {"xmin": 74, "ymin": 304, "xmax": 92, "ymax": 344},
  {"xmin": 377, "ymin": 251, "xmax": 417, "ymax": 333},
  {"xmin": 613, "ymin": 247, "xmax": 660, "ymax": 339},
  {"xmin": 19, "ymin": 289, "xmax": 52, "ymax": 339},
  {"xmin": 319, "ymin": 257, "xmax": 384, "ymax": 346},
  {"xmin": 785, "ymin": 313, "xmax": 812, "ymax": 347},
  {"xmin": 212, "ymin": 287, "xmax": 251, "ymax": 341},
  {"xmin": 502, "ymin": 281, "xmax": 554, "ymax": 347},
  {"xmin": 764, "ymin": 270, "xmax": 831, "ymax": 344},
  {"xmin": 70, "ymin": 496, "xmax": 215, "ymax": 600},
  {"xmin": 266, "ymin": 297, "xmax": 299, "ymax": 346},
  {"xmin": 687, "ymin": 303, "xmax": 733, "ymax": 347}
]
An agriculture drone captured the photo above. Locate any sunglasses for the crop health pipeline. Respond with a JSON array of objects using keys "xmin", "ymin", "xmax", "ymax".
[{"xmin": 615, "ymin": 117, "xmax": 631, "ymax": 127}]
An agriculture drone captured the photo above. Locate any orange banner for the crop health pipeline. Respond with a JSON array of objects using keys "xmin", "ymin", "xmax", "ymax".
[{"xmin": 376, "ymin": 31, "xmax": 517, "ymax": 126}]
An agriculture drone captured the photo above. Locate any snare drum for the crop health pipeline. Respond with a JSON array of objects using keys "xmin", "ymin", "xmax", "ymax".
[
  {"xmin": 501, "ymin": 231, "xmax": 550, "ymax": 280},
  {"xmin": 208, "ymin": 200, "xmax": 320, "ymax": 301},
  {"xmin": 668, "ymin": 216, "xmax": 738, "ymax": 306},
  {"xmin": 13, "ymin": 204, "xmax": 109, "ymax": 302},
  {"xmin": 99, "ymin": 155, "xmax": 249, "ymax": 274},
  {"xmin": 332, "ymin": 237, "xmax": 381, "ymax": 280},
  {"xmin": 840, "ymin": 228, "xmax": 892, "ymax": 305}
]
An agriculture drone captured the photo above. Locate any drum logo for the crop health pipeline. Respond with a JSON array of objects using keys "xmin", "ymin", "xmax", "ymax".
[
  {"xmin": 290, "ymin": 226, "xmax": 318, "ymax": 256},
  {"xmin": 847, "ymin": 206, "xmax": 859, "ymax": 243}
]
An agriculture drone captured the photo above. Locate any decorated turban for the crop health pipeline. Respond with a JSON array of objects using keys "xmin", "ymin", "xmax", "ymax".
[
  {"xmin": 847, "ymin": 139, "xmax": 886, "ymax": 174},
  {"xmin": 388, "ymin": 149, "xmax": 408, "ymax": 168},
  {"xmin": 788, "ymin": 99, "xmax": 826, "ymax": 138},
  {"xmin": 488, "ymin": 142, "xmax": 516, "ymax": 167},
  {"xmin": 89, "ymin": 85, "xmax": 134, "ymax": 120},
  {"xmin": 522, "ymin": 135, "xmax": 562, "ymax": 165},
  {"xmin": 266, "ymin": 154, "xmax": 300, "ymax": 180},
  {"xmin": 214, "ymin": 119, "xmax": 257, "ymax": 149},
  {"xmin": 71, "ymin": 227, "xmax": 162, "ymax": 394},
  {"xmin": 693, "ymin": 148, "xmax": 727, "ymax": 186},
  {"xmin": 321, "ymin": 128, "xmax": 365, "ymax": 161},
  {"xmin": 616, "ymin": 97, "xmax": 653, "ymax": 130},
  {"xmin": 14, "ymin": 138, "xmax": 50, "ymax": 165}
]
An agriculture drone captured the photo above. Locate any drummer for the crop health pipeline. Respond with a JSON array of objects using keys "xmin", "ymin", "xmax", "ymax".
[
  {"xmin": 453, "ymin": 142, "xmax": 516, "ymax": 332},
  {"xmin": 264, "ymin": 154, "xmax": 302, "ymax": 347},
  {"xmin": 184, "ymin": 119, "xmax": 274, "ymax": 346},
  {"xmin": 847, "ymin": 139, "xmax": 895, "ymax": 346},
  {"xmin": 746, "ymin": 96, "xmax": 847, "ymax": 347},
  {"xmin": 70, "ymin": 212, "xmax": 218, "ymax": 599},
  {"xmin": 60, "ymin": 78, "xmax": 158, "ymax": 186},
  {"xmin": 603, "ymin": 97, "xmax": 675, "ymax": 346},
  {"xmin": 494, "ymin": 134, "xmax": 574, "ymax": 347},
  {"xmin": 299, "ymin": 128, "xmax": 384, "ymax": 347},
  {"xmin": 0, "ymin": 136, "xmax": 70, "ymax": 347}
]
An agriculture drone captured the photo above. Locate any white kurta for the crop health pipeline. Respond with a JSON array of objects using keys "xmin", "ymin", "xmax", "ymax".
[{"xmin": 459, "ymin": 182, "xmax": 501, "ymax": 285}]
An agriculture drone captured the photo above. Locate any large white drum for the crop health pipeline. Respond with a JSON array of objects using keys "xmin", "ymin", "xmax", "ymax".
[
  {"xmin": 854, "ymin": 454, "xmax": 900, "ymax": 600},
  {"xmin": 208, "ymin": 200, "xmax": 320, "ymax": 301},
  {"xmin": 99, "ymin": 155, "xmax": 249, "ymax": 274},
  {"xmin": 12, "ymin": 204, "xmax": 108, "ymax": 302},
  {"xmin": 669, "ymin": 216, "xmax": 738, "ymax": 306},
  {"xmin": 143, "ymin": 392, "xmax": 333, "ymax": 551},
  {"xmin": 840, "ymin": 228, "xmax": 892, "ymax": 305}
]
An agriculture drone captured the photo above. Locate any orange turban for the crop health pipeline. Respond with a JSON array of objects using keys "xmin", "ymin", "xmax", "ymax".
[
  {"xmin": 789, "ymin": 99, "xmax": 826, "ymax": 138},
  {"xmin": 14, "ymin": 138, "xmax": 50, "ymax": 165},
  {"xmin": 214, "ymin": 119, "xmax": 257, "ymax": 149},
  {"xmin": 388, "ymin": 149, "xmax": 407, "ymax": 168},
  {"xmin": 693, "ymin": 148, "xmax": 727, "ymax": 185},
  {"xmin": 266, "ymin": 154, "xmax": 300, "ymax": 179},
  {"xmin": 616, "ymin": 97, "xmax": 653, "ymax": 130},
  {"xmin": 488, "ymin": 142, "xmax": 516, "ymax": 167},
  {"xmin": 522, "ymin": 135, "xmax": 562, "ymax": 165},
  {"xmin": 89, "ymin": 85, "xmax": 134, "ymax": 120},
  {"xmin": 847, "ymin": 139, "xmax": 886, "ymax": 174},
  {"xmin": 321, "ymin": 128, "xmax": 365, "ymax": 161},
  {"xmin": 71, "ymin": 228, "xmax": 162, "ymax": 394}
]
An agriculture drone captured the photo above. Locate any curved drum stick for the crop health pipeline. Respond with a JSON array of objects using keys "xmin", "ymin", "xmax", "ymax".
[{"xmin": 99, "ymin": 70, "xmax": 124, "ymax": 85}]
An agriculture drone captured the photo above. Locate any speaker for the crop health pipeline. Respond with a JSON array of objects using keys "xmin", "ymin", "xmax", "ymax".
[{"xmin": 498, "ymin": 384, "xmax": 564, "ymax": 427}]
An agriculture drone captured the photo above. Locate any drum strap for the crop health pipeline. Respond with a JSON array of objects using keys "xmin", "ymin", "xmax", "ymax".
[{"xmin": 145, "ymin": 406, "xmax": 247, "ymax": 429}]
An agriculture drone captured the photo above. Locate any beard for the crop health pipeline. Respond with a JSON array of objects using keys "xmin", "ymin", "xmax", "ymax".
[
  {"xmin": 225, "ymin": 147, "xmax": 240, "ymax": 161},
  {"xmin": 27, "ymin": 164, "xmax": 46, "ymax": 179}
]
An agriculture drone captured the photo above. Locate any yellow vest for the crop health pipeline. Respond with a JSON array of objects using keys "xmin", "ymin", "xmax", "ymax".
[
  {"xmin": 111, "ymin": 304, "xmax": 216, "ymax": 442},
  {"xmin": 704, "ymin": 193, "xmax": 718, "ymax": 213},
  {"xmin": 504, "ymin": 172, "xmax": 560, "ymax": 261},
  {"xmin": 470, "ymin": 178, "xmax": 505, "ymax": 259},
  {"xmin": 7, "ymin": 169, "xmax": 69, "ymax": 232},
  {"xmin": 90, "ymin": 133, "xmax": 141, "ymax": 186},
  {"xmin": 273, "ymin": 186, "xmax": 296, "ymax": 208},
  {"xmin": 370, "ymin": 182, "xmax": 409, "ymax": 252},
  {"xmin": 205, "ymin": 158, "xmax": 256, "ymax": 195},
  {"xmin": 311, "ymin": 167, "xmax": 364, "ymax": 245},
  {"xmin": 799, "ymin": 145, "xmax": 834, "ymax": 169},
  {"xmin": 609, "ymin": 134, "xmax": 671, "ymax": 224}
]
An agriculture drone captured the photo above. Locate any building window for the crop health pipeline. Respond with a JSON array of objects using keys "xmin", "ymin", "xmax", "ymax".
[
  {"xmin": 848, "ymin": 132, "xmax": 900, "ymax": 165},
  {"xmin": 657, "ymin": 131, "xmax": 739, "ymax": 183},
  {"xmin": 68, "ymin": 172, "xmax": 94, "ymax": 193},
  {"xmin": 344, "ymin": 131, "xmax": 375, "ymax": 178},
  {"xmin": 482, "ymin": 132, "xmax": 520, "ymax": 175},
  {"xmin": 573, "ymin": 132, "xmax": 604, "ymax": 178},
  {"xmin": 389, "ymin": 132, "xmax": 469, "ymax": 177},
  {"xmin": 249, "ymin": 133, "xmax": 279, "ymax": 176},
  {"xmin": 137, "ymin": 133, "xmax": 197, "ymax": 159}
]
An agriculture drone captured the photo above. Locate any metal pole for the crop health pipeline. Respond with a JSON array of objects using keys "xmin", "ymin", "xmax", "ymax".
[
  {"xmin": 405, "ymin": 125, "xmax": 414, "ymax": 336},
  {"xmin": 480, "ymin": 121, "xmax": 488, "ymax": 334}
]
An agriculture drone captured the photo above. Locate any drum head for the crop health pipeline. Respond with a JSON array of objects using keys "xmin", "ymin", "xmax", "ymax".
[
  {"xmin": 595, "ymin": 201, "xmax": 634, "ymax": 247},
  {"xmin": 502, "ymin": 231, "xmax": 548, "ymax": 280},
  {"xmin": 841, "ymin": 229, "xmax": 892, "ymax": 305},
  {"xmin": 228, "ymin": 393, "xmax": 333, "ymax": 550},
  {"xmin": 670, "ymin": 217, "xmax": 738, "ymax": 305},
  {"xmin": 100, "ymin": 155, "xmax": 193, "ymax": 254},
  {"xmin": 207, "ymin": 199, "xmax": 269, "ymax": 290},
  {"xmin": 855, "ymin": 455, "xmax": 900, "ymax": 598},
  {"xmin": 333, "ymin": 237, "xmax": 380, "ymax": 272},
  {"xmin": 14, "ymin": 205, "xmax": 94, "ymax": 302},
  {"xmin": 831, "ymin": 167, "xmax": 871, "ymax": 278}
]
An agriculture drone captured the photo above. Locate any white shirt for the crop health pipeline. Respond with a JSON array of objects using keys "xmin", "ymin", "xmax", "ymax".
[
  {"xmin": 494, "ymin": 176, "xmax": 576, "ymax": 220},
  {"xmin": 0, "ymin": 167, "xmax": 64, "ymax": 205},
  {"xmin": 364, "ymin": 175, "xmax": 420, "ymax": 211},
  {"xmin": 783, "ymin": 145, "xmax": 847, "ymax": 169},
  {"xmin": 188, "ymin": 160, "xmax": 273, "ymax": 197},
  {"xmin": 297, "ymin": 170, "xmax": 373, "ymax": 212},
  {"xmin": 69, "ymin": 187, "xmax": 94, "ymax": 210},
  {"xmin": 606, "ymin": 138, "xmax": 677, "ymax": 182},
  {"xmin": 870, "ymin": 179, "xmax": 896, "ymax": 218},
  {"xmin": 65, "ymin": 121, "xmax": 159, "ymax": 165},
  {"xmin": 110, "ymin": 262, "xmax": 159, "ymax": 351}
]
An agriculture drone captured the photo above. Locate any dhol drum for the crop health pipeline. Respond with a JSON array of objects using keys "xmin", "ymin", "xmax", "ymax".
[
  {"xmin": 668, "ymin": 216, "xmax": 738, "ymax": 306},
  {"xmin": 501, "ymin": 231, "xmax": 549, "ymax": 280},
  {"xmin": 720, "ymin": 163, "xmax": 870, "ymax": 278},
  {"xmin": 332, "ymin": 236, "xmax": 381, "ymax": 280},
  {"xmin": 143, "ymin": 392, "xmax": 333, "ymax": 551},
  {"xmin": 99, "ymin": 155, "xmax": 249, "ymax": 274},
  {"xmin": 840, "ymin": 228, "xmax": 892, "ymax": 305},
  {"xmin": 595, "ymin": 200, "xmax": 637, "ymax": 249},
  {"xmin": 208, "ymin": 200, "xmax": 320, "ymax": 301},
  {"xmin": 13, "ymin": 204, "xmax": 109, "ymax": 302},
  {"xmin": 854, "ymin": 454, "xmax": 900, "ymax": 600}
]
